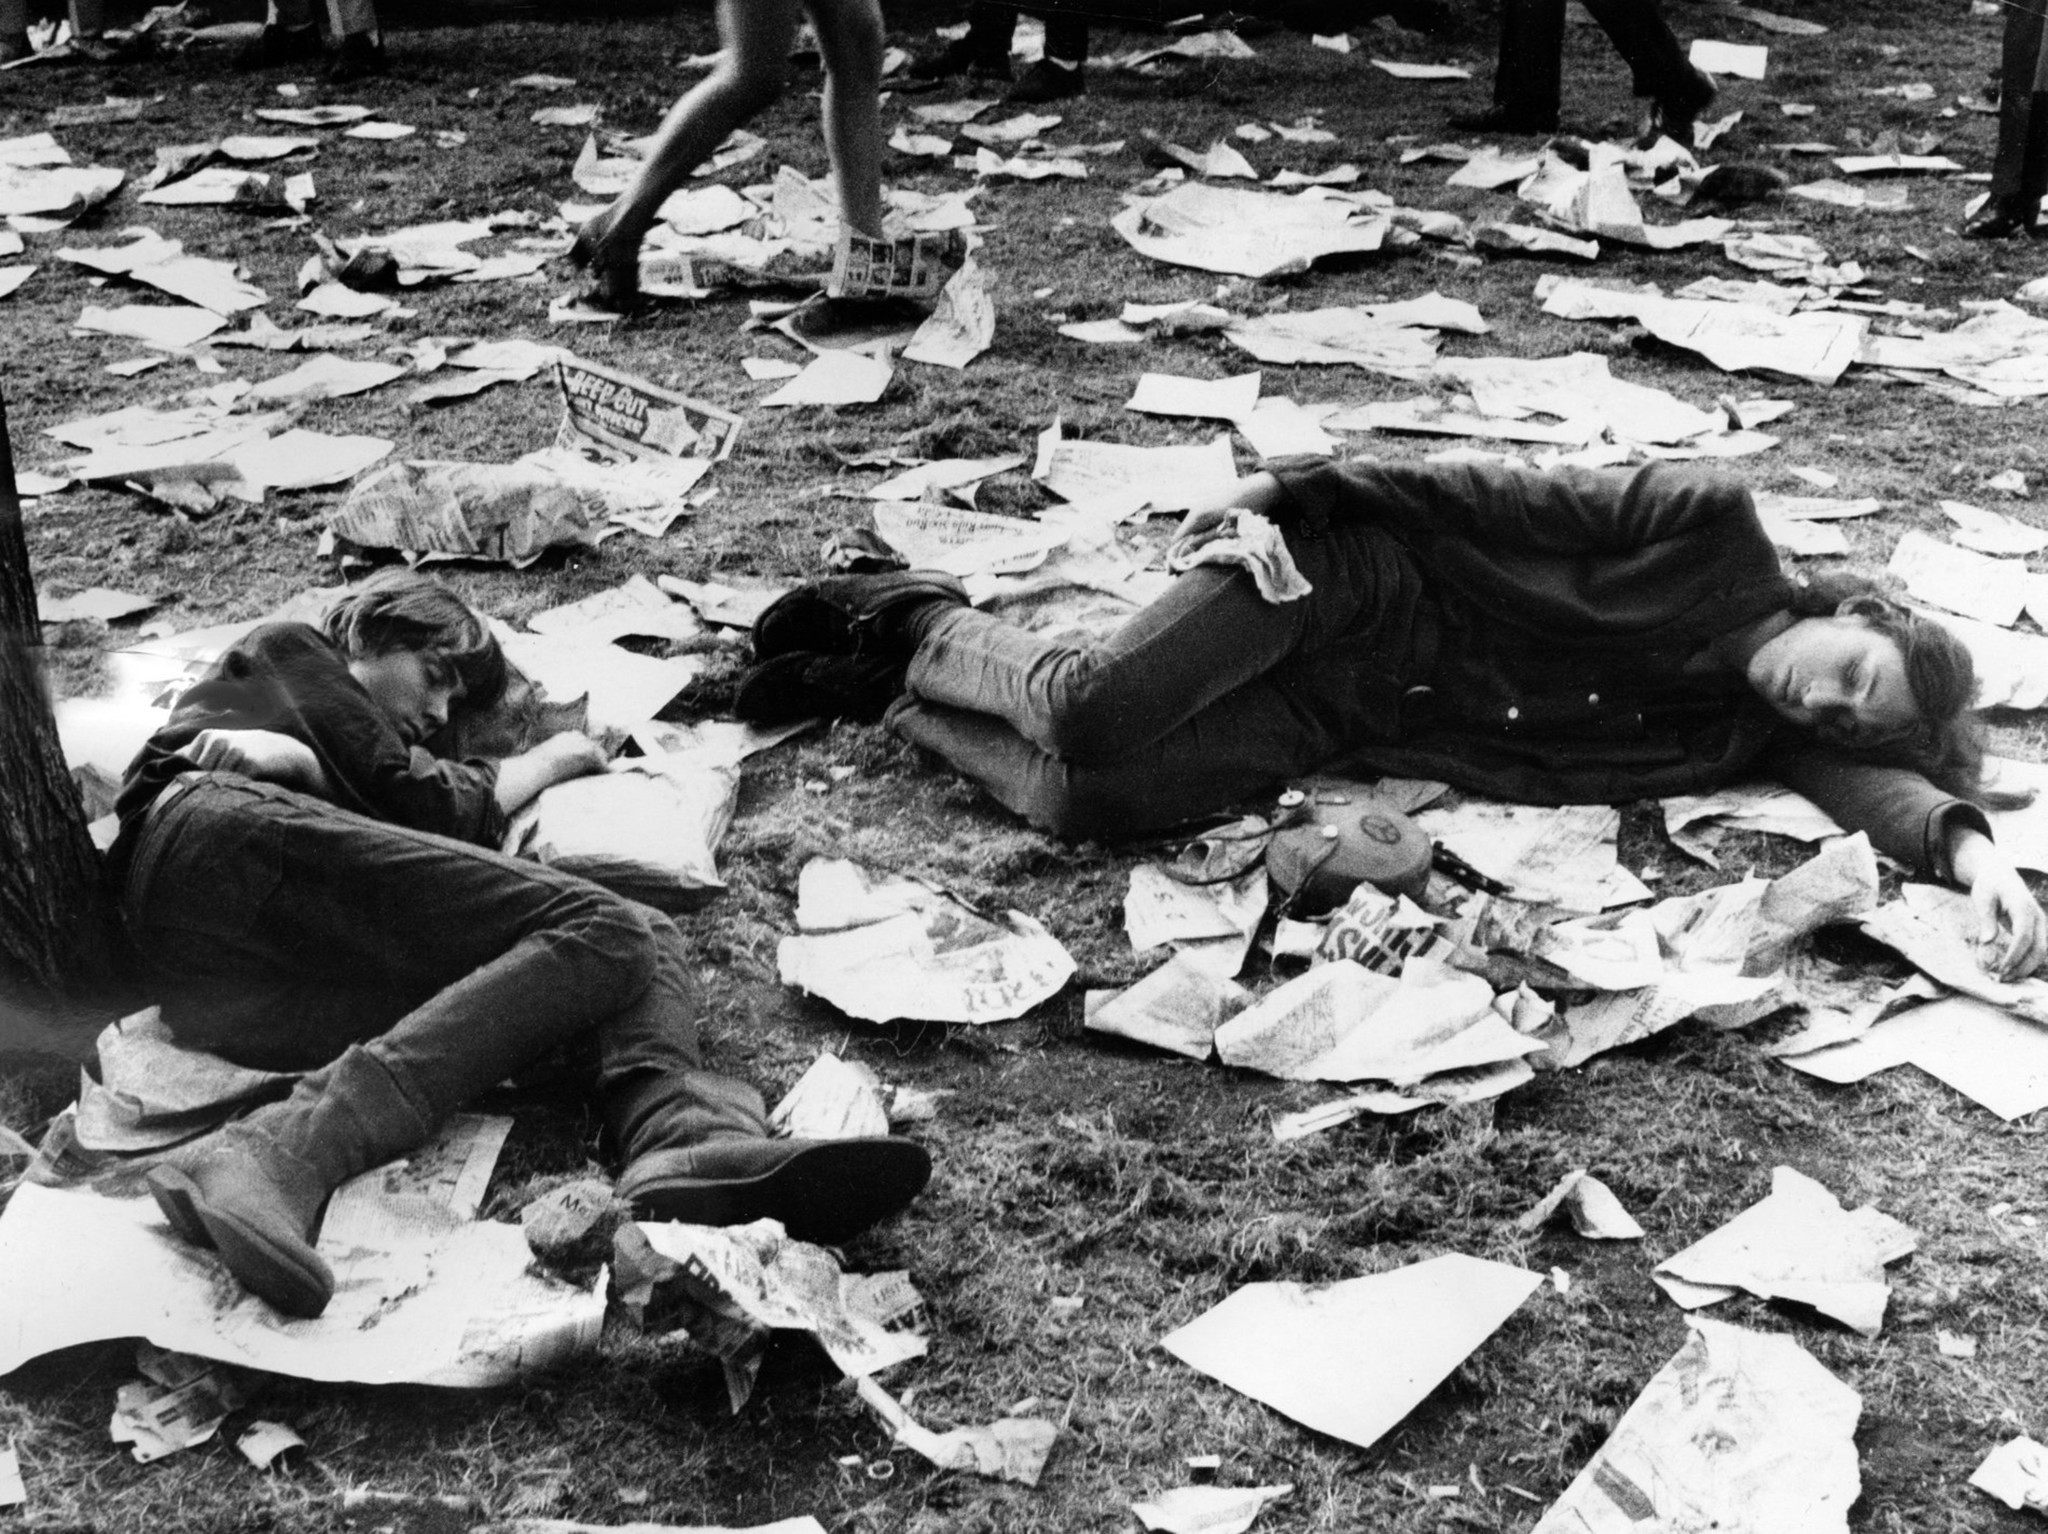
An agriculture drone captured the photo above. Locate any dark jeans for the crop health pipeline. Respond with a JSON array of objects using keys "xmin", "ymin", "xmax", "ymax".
[
  {"xmin": 965, "ymin": 0, "xmax": 1106, "ymax": 65},
  {"xmin": 120, "ymin": 775, "xmax": 766, "ymax": 1158},
  {"xmin": 1492, "ymin": 0, "xmax": 1696, "ymax": 117},
  {"xmin": 1993, "ymin": 0, "xmax": 2048, "ymax": 206},
  {"xmin": 888, "ymin": 525, "xmax": 1424, "ymax": 839}
]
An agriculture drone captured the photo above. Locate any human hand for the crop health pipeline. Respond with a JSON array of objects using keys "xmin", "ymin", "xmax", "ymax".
[
  {"xmin": 1174, "ymin": 504, "xmax": 1237, "ymax": 549},
  {"xmin": 1969, "ymin": 859, "xmax": 2047, "ymax": 981},
  {"xmin": 538, "ymin": 730, "xmax": 609, "ymax": 781},
  {"xmin": 182, "ymin": 728, "xmax": 329, "ymax": 793}
]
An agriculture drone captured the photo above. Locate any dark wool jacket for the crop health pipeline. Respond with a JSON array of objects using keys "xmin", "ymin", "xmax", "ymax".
[
  {"xmin": 1269, "ymin": 457, "xmax": 1988, "ymax": 879},
  {"xmin": 108, "ymin": 623, "xmax": 505, "ymax": 886}
]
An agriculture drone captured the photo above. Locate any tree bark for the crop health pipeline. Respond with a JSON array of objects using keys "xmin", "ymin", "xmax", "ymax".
[{"xmin": 0, "ymin": 387, "xmax": 118, "ymax": 1030}]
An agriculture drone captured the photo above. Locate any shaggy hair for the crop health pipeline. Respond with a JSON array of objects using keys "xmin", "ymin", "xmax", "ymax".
[{"xmin": 322, "ymin": 570, "xmax": 506, "ymax": 712}]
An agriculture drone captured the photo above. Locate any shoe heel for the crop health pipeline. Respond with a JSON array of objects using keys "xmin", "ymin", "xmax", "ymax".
[{"xmin": 147, "ymin": 1165, "xmax": 213, "ymax": 1249}]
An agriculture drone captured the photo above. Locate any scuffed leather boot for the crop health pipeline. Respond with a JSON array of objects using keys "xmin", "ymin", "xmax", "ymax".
[
  {"xmin": 618, "ymin": 1136, "xmax": 932, "ymax": 1246},
  {"xmin": 147, "ymin": 1046, "xmax": 432, "ymax": 1318}
]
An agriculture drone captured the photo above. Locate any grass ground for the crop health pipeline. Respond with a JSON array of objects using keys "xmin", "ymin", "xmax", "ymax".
[{"xmin": 4, "ymin": 0, "xmax": 2048, "ymax": 1528}]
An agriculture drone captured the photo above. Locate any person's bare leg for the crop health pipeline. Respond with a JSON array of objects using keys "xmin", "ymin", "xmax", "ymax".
[
  {"xmin": 573, "ymin": 0, "xmax": 803, "ymax": 309},
  {"xmin": 805, "ymin": 0, "xmax": 886, "ymax": 240}
]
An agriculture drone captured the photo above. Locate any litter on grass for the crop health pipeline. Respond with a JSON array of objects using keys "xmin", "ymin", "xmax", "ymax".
[
  {"xmin": 1651, "ymin": 1165, "xmax": 1916, "ymax": 1336},
  {"xmin": 1530, "ymin": 1319, "xmax": 1861, "ymax": 1533},
  {"xmin": 1160, "ymin": 1253, "xmax": 1541, "ymax": 1450},
  {"xmin": 776, "ymin": 857, "xmax": 1076, "ymax": 1025}
]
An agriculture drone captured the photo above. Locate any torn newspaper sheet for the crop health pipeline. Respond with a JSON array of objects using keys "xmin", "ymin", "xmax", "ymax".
[
  {"xmin": 1515, "ymin": 1170, "xmax": 1645, "ymax": 1239},
  {"xmin": 1032, "ymin": 419, "xmax": 1237, "ymax": 512},
  {"xmin": 1131, "ymin": 1483, "xmax": 1293, "ymax": 1534},
  {"xmin": 1652, "ymin": 1165, "xmax": 1916, "ymax": 1336},
  {"xmin": 777, "ymin": 857, "xmax": 1075, "ymax": 1025},
  {"xmin": 1215, "ymin": 957, "xmax": 1542, "ymax": 1085},
  {"xmin": 853, "ymin": 1376, "xmax": 1059, "ymax": 1485},
  {"xmin": 0, "ymin": 1119, "xmax": 602, "ymax": 1384},
  {"xmin": 1542, "ymin": 279, "xmax": 1867, "ymax": 386},
  {"xmin": 611, "ymin": 1218, "xmax": 925, "ymax": 1383},
  {"xmin": 1529, "ymin": 1318, "xmax": 1861, "ymax": 1534},
  {"xmin": 768, "ymin": 1053, "xmax": 892, "ymax": 1141},
  {"xmin": 1778, "ymin": 995, "xmax": 2048, "ymax": 1120},
  {"xmin": 1160, "ymin": 1253, "xmax": 1541, "ymax": 1450},
  {"xmin": 1085, "ymin": 951, "xmax": 1249, "ymax": 1060},
  {"xmin": 1971, "ymin": 1437, "xmax": 2048, "ymax": 1514},
  {"xmin": 1111, "ymin": 181, "xmax": 1387, "ymax": 279}
]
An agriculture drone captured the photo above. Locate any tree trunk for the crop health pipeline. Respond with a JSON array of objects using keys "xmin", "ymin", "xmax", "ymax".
[{"xmin": 0, "ymin": 387, "xmax": 118, "ymax": 1038}]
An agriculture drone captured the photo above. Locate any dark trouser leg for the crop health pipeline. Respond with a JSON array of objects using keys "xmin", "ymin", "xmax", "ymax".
[
  {"xmin": 1494, "ymin": 0, "xmax": 1564, "ymax": 118},
  {"xmin": 124, "ymin": 776, "xmax": 764, "ymax": 1153},
  {"xmin": 1995, "ymin": 0, "xmax": 2048, "ymax": 203},
  {"xmin": 1040, "ymin": 6, "xmax": 1087, "ymax": 62},
  {"xmin": 1580, "ymin": 0, "xmax": 1695, "ymax": 102},
  {"xmin": 889, "ymin": 668, "xmax": 1357, "ymax": 838},
  {"xmin": 902, "ymin": 520, "xmax": 1413, "ymax": 766},
  {"xmin": 967, "ymin": 0, "xmax": 1020, "ymax": 66}
]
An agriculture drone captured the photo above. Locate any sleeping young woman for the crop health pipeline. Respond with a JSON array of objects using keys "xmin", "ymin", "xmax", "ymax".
[{"xmin": 741, "ymin": 457, "xmax": 2047, "ymax": 980}]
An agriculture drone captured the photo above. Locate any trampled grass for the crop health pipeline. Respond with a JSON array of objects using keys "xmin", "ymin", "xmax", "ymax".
[{"xmin": 4, "ymin": 0, "xmax": 2048, "ymax": 1528}]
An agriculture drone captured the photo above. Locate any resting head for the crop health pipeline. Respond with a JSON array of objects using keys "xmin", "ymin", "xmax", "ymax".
[
  {"xmin": 322, "ymin": 571, "xmax": 506, "ymax": 747},
  {"xmin": 1746, "ymin": 577, "xmax": 2000, "ymax": 803}
]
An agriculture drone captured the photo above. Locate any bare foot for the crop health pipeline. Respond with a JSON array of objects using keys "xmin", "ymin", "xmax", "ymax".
[{"xmin": 568, "ymin": 208, "xmax": 642, "ymax": 314}]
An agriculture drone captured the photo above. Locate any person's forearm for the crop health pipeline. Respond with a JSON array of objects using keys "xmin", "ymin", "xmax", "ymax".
[
  {"xmin": 493, "ymin": 732, "xmax": 606, "ymax": 815},
  {"xmin": 1950, "ymin": 825, "xmax": 2002, "ymax": 889}
]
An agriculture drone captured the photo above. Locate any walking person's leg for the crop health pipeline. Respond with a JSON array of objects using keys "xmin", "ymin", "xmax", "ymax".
[
  {"xmin": 1971, "ymin": 0, "xmax": 2048, "ymax": 237},
  {"xmin": 571, "ymin": 0, "xmax": 808, "ymax": 310},
  {"xmin": 1007, "ymin": 5, "xmax": 1087, "ymax": 101},
  {"xmin": 909, "ymin": 1, "xmax": 1019, "ymax": 81},
  {"xmin": 1579, "ymin": 0, "xmax": 1715, "ymax": 147},
  {"xmin": 804, "ymin": 0, "xmax": 887, "ymax": 242},
  {"xmin": 1454, "ymin": 0, "xmax": 1565, "ymax": 133},
  {"xmin": 238, "ymin": 0, "xmax": 325, "ymax": 68}
]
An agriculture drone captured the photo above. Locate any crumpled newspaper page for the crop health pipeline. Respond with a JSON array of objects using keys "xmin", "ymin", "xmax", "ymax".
[
  {"xmin": 1971, "ymin": 1436, "xmax": 2048, "ymax": 1513},
  {"xmin": 109, "ymin": 1343, "xmax": 251, "ymax": 1463},
  {"xmin": 1111, "ymin": 181, "xmax": 1387, "ymax": 279},
  {"xmin": 1085, "ymin": 950, "xmax": 1249, "ymax": 1060},
  {"xmin": 852, "ymin": 1375, "xmax": 1058, "ymax": 1486},
  {"xmin": 1131, "ymin": 1482, "xmax": 1293, "ymax": 1534},
  {"xmin": 328, "ymin": 459, "xmax": 610, "ymax": 567},
  {"xmin": 1660, "ymin": 780, "xmax": 1844, "ymax": 868},
  {"xmin": 0, "ymin": 1117, "xmax": 603, "ymax": 1384},
  {"xmin": 777, "ymin": 857, "xmax": 1075, "ymax": 1024},
  {"xmin": 903, "ymin": 257, "xmax": 994, "ymax": 369},
  {"xmin": 1528, "ymin": 836, "xmax": 1877, "ymax": 1069},
  {"xmin": 1651, "ymin": 1165, "xmax": 1916, "ymax": 1336},
  {"xmin": 1160, "ymin": 1253, "xmax": 1540, "ymax": 1450},
  {"xmin": 1859, "ymin": 883, "xmax": 2048, "ymax": 1023},
  {"xmin": 73, "ymin": 1006, "xmax": 294, "ymax": 1154},
  {"xmin": 613, "ymin": 1218, "xmax": 926, "ymax": 1386},
  {"xmin": 1542, "ymin": 278, "xmax": 1867, "ymax": 386},
  {"xmin": 1887, "ymin": 529, "xmax": 2029, "ymax": 628},
  {"xmin": 1414, "ymin": 801, "xmax": 1649, "ymax": 913},
  {"xmin": 872, "ymin": 499, "xmax": 1068, "ymax": 577},
  {"xmin": 1529, "ymin": 1318, "xmax": 1861, "ymax": 1534},
  {"xmin": 1777, "ymin": 994, "xmax": 2048, "ymax": 1120},
  {"xmin": 555, "ymin": 350, "xmax": 741, "ymax": 465},
  {"xmin": 1166, "ymin": 509, "xmax": 1311, "ymax": 603},
  {"xmin": 476, "ymin": 1520, "xmax": 824, "ymax": 1534},
  {"xmin": 1215, "ymin": 956, "xmax": 1542, "ymax": 1085},
  {"xmin": 1515, "ymin": 1170, "xmax": 1645, "ymax": 1240},
  {"xmin": 1032, "ymin": 418, "xmax": 1238, "ymax": 512},
  {"xmin": 767, "ymin": 1053, "xmax": 892, "ymax": 1140}
]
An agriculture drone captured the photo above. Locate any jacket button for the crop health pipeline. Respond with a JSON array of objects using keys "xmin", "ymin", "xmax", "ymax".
[
  {"xmin": 1506, "ymin": 706, "xmax": 1520, "ymax": 721},
  {"xmin": 1588, "ymin": 692, "xmax": 1600, "ymax": 705}
]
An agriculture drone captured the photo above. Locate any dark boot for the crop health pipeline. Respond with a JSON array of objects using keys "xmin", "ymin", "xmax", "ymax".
[
  {"xmin": 733, "ymin": 651, "xmax": 908, "ymax": 724},
  {"xmin": 235, "ymin": 21, "xmax": 322, "ymax": 69},
  {"xmin": 618, "ymin": 1136, "xmax": 932, "ymax": 1246},
  {"xmin": 752, "ymin": 571, "xmax": 968, "ymax": 660},
  {"xmin": 147, "ymin": 1046, "xmax": 432, "ymax": 1318}
]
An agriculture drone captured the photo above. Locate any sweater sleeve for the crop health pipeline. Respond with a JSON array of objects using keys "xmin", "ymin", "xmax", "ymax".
[
  {"xmin": 1267, "ymin": 458, "xmax": 1757, "ymax": 554},
  {"xmin": 147, "ymin": 623, "xmax": 506, "ymax": 847},
  {"xmin": 1766, "ymin": 742, "xmax": 1989, "ymax": 881}
]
